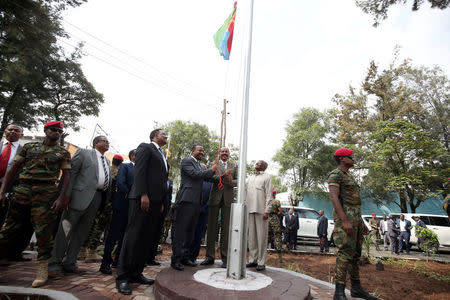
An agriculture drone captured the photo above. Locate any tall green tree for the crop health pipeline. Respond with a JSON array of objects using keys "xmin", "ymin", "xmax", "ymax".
[
  {"xmin": 334, "ymin": 52, "xmax": 450, "ymax": 210},
  {"xmin": 162, "ymin": 120, "xmax": 219, "ymax": 184},
  {"xmin": 368, "ymin": 119, "xmax": 445, "ymax": 212},
  {"xmin": 273, "ymin": 108, "xmax": 336, "ymax": 201},
  {"xmin": 39, "ymin": 46, "xmax": 104, "ymax": 145},
  {"xmin": 0, "ymin": 0, "xmax": 88, "ymax": 139},
  {"xmin": 355, "ymin": 0, "xmax": 449, "ymax": 26}
]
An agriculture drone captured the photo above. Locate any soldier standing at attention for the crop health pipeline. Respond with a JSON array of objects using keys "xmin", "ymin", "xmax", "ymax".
[
  {"xmin": 267, "ymin": 189, "xmax": 283, "ymax": 262},
  {"xmin": 328, "ymin": 148, "xmax": 376, "ymax": 300},
  {"xmin": 0, "ymin": 121, "xmax": 71, "ymax": 287},
  {"xmin": 369, "ymin": 213, "xmax": 381, "ymax": 251}
]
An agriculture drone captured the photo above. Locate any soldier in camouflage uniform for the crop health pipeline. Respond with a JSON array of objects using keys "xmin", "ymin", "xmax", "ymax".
[
  {"xmin": 369, "ymin": 213, "xmax": 381, "ymax": 251},
  {"xmin": 0, "ymin": 121, "xmax": 71, "ymax": 288},
  {"xmin": 268, "ymin": 190, "xmax": 282, "ymax": 262},
  {"xmin": 83, "ymin": 154, "xmax": 123, "ymax": 263},
  {"xmin": 328, "ymin": 148, "xmax": 377, "ymax": 300}
]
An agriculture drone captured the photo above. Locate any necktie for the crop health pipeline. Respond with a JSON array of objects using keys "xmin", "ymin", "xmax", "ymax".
[
  {"xmin": 0, "ymin": 142, "xmax": 12, "ymax": 178},
  {"xmin": 101, "ymin": 156, "xmax": 109, "ymax": 191},
  {"xmin": 158, "ymin": 148, "xmax": 168, "ymax": 170}
]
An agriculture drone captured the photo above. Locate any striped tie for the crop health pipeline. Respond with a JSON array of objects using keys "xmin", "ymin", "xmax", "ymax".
[{"xmin": 101, "ymin": 156, "xmax": 109, "ymax": 191}]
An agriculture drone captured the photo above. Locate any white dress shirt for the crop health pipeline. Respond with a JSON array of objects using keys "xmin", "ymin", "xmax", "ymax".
[
  {"xmin": 0, "ymin": 140, "xmax": 20, "ymax": 180},
  {"xmin": 399, "ymin": 220, "xmax": 406, "ymax": 232},
  {"xmin": 95, "ymin": 149, "xmax": 110, "ymax": 189}
]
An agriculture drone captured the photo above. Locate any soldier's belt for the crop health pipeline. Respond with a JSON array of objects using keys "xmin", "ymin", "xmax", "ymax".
[{"xmin": 20, "ymin": 179, "xmax": 57, "ymax": 185}]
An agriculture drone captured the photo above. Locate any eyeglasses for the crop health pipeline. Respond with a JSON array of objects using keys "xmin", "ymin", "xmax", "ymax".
[{"xmin": 48, "ymin": 127, "xmax": 63, "ymax": 133}]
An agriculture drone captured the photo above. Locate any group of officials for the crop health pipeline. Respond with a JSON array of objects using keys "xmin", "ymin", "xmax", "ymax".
[{"xmin": 0, "ymin": 121, "xmax": 380, "ymax": 300}]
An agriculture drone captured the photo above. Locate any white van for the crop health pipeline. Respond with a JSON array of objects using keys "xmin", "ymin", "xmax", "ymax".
[
  {"xmin": 389, "ymin": 213, "xmax": 450, "ymax": 248},
  {"xmin": 281, "ymin": 206, "xmax": 334, "ymax": 241}
]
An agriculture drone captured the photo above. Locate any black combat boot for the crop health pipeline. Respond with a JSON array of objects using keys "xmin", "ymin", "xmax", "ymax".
[
  {"xmin": 333, "ymin": 283, "xmax": 348, "ymax": 300},
  {"xmin": 350, "ymin": 279, "xmax": 377, "ymax": 300}
]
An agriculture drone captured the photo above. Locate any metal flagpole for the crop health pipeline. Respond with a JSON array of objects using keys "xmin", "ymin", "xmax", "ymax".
[{"xmin": 227, "ymin": 0, "xmax": 255, "ymax": 280}]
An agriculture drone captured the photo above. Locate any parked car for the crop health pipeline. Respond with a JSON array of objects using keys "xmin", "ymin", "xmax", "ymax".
[
  {"xmin": 281, "ymin": 206, "xmax": 334, "ymax": 241},
  {"xmin": 389, "ymin": 213, "xmax": 450, "ymax": 248}
]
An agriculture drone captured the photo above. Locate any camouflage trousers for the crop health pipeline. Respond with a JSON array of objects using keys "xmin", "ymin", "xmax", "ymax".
[
  {"xmin": 268, "ymin": 215, "xmax": 282, "ymax": 251},
  {"xmin": 85, "ymin": 200, "xmax": 113, "ymax": 250},
  {"xmin": 0, "ymin": 183, "xmax": 58, "ymax": 261},
  {"xmin": 332, "ymin": 206, "xmax": 364, "ymax": 285}
]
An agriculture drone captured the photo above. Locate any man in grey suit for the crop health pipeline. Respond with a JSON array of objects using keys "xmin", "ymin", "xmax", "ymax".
[
  {"xmin": 387, "ymin": 216, "xmax": 400, "ymax": 254},
  {"xmin": 171, "ymin": 145, "xmax": 224, "ymax": 271},
  {"xmin": 201, "ymin": 147, "xmax": 237, "ymax": 268},
  {"xmin": 49, "ymin": 135, "xmax": 111, "ymax": 274}
]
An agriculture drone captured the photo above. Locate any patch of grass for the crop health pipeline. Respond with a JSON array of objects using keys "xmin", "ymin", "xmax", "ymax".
[
  {"xmin": 384, "ymin": 259, "xmax": 450, "ymax": 283},
  {"xmin": 285, "ymin": 263, "xmax": 305, "ymax": 274}
]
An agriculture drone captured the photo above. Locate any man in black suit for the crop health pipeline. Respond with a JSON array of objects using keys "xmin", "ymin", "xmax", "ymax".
[
  {"xmin": 116, "ymin": 129, "xmax": 169, "ymax": 295},
  {"xmin": 284, "ymin": 206, "xmax": 299, "ymax": 250},
  {"xmin": 100, "ymin": 149, "xmax": 136, "ymax": 274},
  {"xmin": 170, "ymin": 145, "xmax": 226, "ymax": 271}
]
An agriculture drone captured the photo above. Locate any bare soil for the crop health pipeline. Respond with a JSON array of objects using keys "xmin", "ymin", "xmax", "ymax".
[{"xmin": 157, "ymin": 244, "xmax": 450, "ymax": 300}]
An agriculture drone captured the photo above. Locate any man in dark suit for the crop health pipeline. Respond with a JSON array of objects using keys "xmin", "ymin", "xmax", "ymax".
[
  {"xmin": 49, "ymin": 135, "xmax": 111, "ymax": 274},
  {"xmin": 116, "ymin": 129, "xmax": 169, "ymax": 295},
  {"xmin": 0, "ymin": 124, "xmax": 29, "ymax": 261},
  {"xmin": 317, "ymin": 210, "xmax": 328, "ymax": 253},
  {"xmin": 171, "ymin": 145, "xmax": 225, "ymax": 271},
  {"xmin": 147, "ymin": 177, "xmax": 173, "ymax": 266},
  {"xmin": 387, "ymin": 216, "xmax": 400, "ymax": 254},
  {"xmin": 100, "ymin": 149, "xmax": 136, "ymax": 274},
  {"xmin": 284, "ymin": 206, "xmax": 299, "ymax": 250},
  {"xmin": 201, "ymin": 147, "xmax": 237, "ymax": 268}
]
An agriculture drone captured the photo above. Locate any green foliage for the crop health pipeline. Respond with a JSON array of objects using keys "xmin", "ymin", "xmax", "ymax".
[
  {"xmin": 363, "ymin": 235, "xmax": 372, "ymax": 258},
  {"xmin": 273, "ymin": 108, "xmax": 336, "ymax": 200},
  {"xmin": 334, "ymin": 51, "xmax": 450, "ymax": 212},
  {"xmin": 0, "ymin": 0, "xmax": 97, "ymax": 139},
  {"xmin": 269, "ymin": 174, "xmax": 288, "ymax": 193},
  {"xmin": 162, "ymin": 120, "xmax": 219, "ymax": 184},
  {"xmin": 415, "ymin": 226, "xmax": 440, "ymax": 255},
  {"xmin": 355, "ymin": 0, "xmax": 449, "ymax": 26}
]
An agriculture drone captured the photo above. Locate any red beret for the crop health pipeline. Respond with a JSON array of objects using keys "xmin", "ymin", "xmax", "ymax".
[
  {"xmin": 372, "ymin": 213, "xmax": 376, "ymax": 216},
  {"xmin": 272, "ymin": 190, "xmax": 277, "ymax": 194},
  {"xmin": 334, "ymin": 148, "xmax": 353, "ymax": 157},
  {"xmin": 113, "ymin": 154, "xmax": 124, "ymax": 161},
  {"xmin": 44, "ymin": 121, "xmax": 64, "ymax": 129}
]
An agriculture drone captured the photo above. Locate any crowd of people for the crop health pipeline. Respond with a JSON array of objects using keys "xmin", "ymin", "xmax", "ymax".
[{"xmin": 1, "ymin": 122, "xmax": 446, "ymax": 300}]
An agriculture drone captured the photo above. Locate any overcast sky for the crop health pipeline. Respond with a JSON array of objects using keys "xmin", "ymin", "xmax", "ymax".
[{"xmin": 42, "ymin": 0, "xmax": 450, "ymax": 169}]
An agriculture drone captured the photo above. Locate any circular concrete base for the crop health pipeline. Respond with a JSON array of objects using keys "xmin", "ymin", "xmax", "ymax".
[
  {"xmin": 193, "ymin": 268, "xmax": 272, "ymax": 290},
  {"xmin": 154, "ymin": 265, "xmax": 311, "ymax": 300}
]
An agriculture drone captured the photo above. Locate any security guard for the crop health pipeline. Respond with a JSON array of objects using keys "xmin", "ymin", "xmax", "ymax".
[
  {"xmin": 328, "ymin": 148, "xmax": 376, "ymax": 300},
  {"xmin": 268, "ymin": 190, "xmax": 283, "ymax": 262},
  {"xmin": 0, "ymin": 121, "xmax": 71, "ymax": 287}
]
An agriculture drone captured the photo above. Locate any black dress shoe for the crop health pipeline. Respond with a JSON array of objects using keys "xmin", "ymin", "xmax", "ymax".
[
  {"xmin": 111, "ymin": 262, "xmax": 117, "ymax": 268},
  {"xmin": 147, "ymin": 260, "xmax": 161, "ymax": 266},
  {"xmin": 130, "ymin": 274, "xmax": 154, "ymax": 285},
  {"xmin": 256, "ymin": 265, "xmax": 266, "ymax": 271},
  {"xmin": 181, "ymin": 259, "xmax": 197, "ymax": 267},
  {"xmin": 221, "ymin": 261, "xmax": 227, "ymax": 268},
  {"xmin": 171, "ymin": 262, "xmax": 184, "ymax": 271},
  {"xmin": 200, "ymin": 257, "xmax": 214, "ymax": 265},
  {"xmin": 116, "ymin": 281, "xmax": 132, "ymax": 295},
  {"xmin": 99, "ymin": 265, "xmax": 112, "ymax": 275},
  {"xmin": 246, "ymin": 262, "xmax": 257, "ymax": 268}
]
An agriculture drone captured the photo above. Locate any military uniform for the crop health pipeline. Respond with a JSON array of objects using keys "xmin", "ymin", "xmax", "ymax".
[
  {"xmin": 369, "ymin": 218, "xmax": 380, "ymax": 250},
  {"xmin": 0, "ymin": 142, "xmax": 71, "ymax": 261},
  {"xmin": 85, "ymin": 165, "xmax": 119, "ymax": 251},
  {"xmin": 328, "ymin": 168, "xmax": 364, "ymax": 285},
  {"xmin": 268, "ymin": 199, "xmax": 282, "ymax": 253}
]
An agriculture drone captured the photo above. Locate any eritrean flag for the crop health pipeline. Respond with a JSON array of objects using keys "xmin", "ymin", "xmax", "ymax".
[{"xmin": 214, "ymin": 2, "xmax": 237, "ymax": 60}]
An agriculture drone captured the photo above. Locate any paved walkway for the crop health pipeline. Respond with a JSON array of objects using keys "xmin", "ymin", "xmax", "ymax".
[{"xmin": 0, "ymin": 251, "xmax": 351, "ymax": 300}]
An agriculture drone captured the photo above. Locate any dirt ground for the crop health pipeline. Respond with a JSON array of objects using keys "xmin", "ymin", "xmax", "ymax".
[{"xmin": 156, "ymin": 244, "xmax": 450, "ymax": 300}]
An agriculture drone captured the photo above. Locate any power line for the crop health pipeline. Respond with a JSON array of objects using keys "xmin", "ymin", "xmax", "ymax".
[
  {"xmin": 62, "ymin": 18, "xmax": 223, "ymax": 100},
  {"xmin": 2, "ymin": 4, "xmax": 221, "ymax": 111}
]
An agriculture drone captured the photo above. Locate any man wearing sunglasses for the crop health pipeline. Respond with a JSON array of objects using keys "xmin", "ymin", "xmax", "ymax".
[
  {"xmin": 328, "ymin": 148, "xmax": 376, "ymax": 300},
  {"xmin": 49, "ymin": 135, "xmax": 111, "ymax": 277},
  {"xmin": 0, "ymin": 121, "xmax": 71, "ymax": 288}
]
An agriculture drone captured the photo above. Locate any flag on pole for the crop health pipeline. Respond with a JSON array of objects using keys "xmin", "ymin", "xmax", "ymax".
[{"xmin": 214, "ymin": 2, "xmax": 237, "ymax": 60}]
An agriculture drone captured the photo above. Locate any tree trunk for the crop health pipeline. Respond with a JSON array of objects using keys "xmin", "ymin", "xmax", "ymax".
[{"xmin": 399, "ymin": 190, "xmax": 408, "ymax": 213}]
